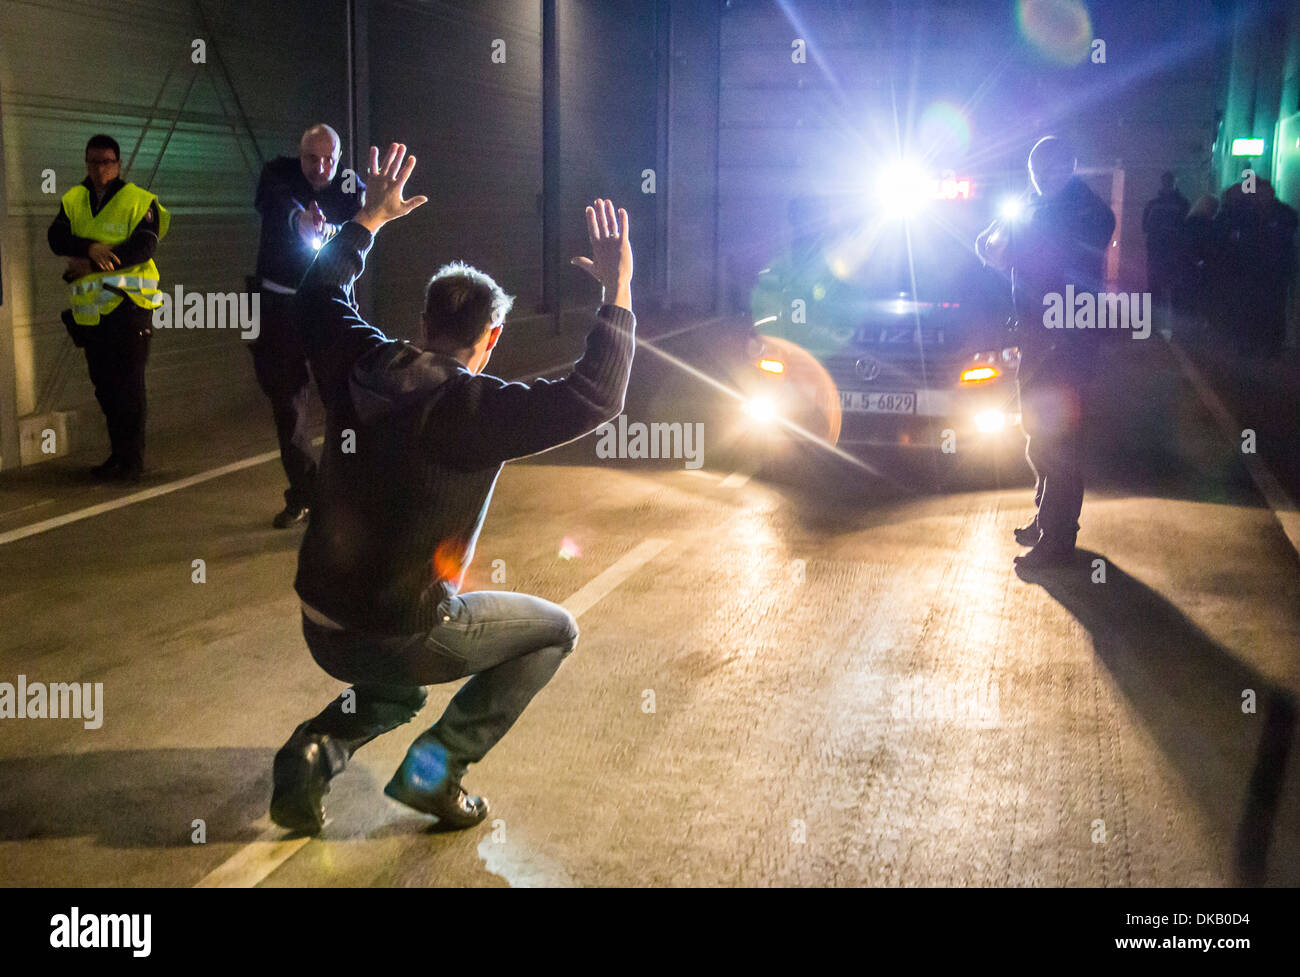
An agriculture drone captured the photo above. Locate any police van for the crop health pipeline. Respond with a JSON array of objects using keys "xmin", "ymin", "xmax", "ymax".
[{"xmin": 737, "ymin": 166, "xmax": 1028, "ymax": 469}]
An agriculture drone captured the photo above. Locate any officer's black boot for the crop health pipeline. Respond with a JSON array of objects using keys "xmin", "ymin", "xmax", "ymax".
[{"xmin": 1013, "ymin": 516, "xmax": 1041, "ymax": 546}]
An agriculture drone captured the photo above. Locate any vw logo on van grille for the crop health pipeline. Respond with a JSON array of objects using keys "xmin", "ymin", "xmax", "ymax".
[{"xmin": 854, "ymin": 356, "xmax": 881, "ymax": 381}]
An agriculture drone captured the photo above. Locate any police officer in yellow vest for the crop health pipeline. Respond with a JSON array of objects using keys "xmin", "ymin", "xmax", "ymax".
[{"xmin": 48, "ymin": 134, "xmax": 169, "ymax": 481}]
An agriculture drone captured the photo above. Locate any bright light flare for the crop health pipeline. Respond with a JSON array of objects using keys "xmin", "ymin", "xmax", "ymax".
[
  {"xmin": 876, "ymin": 160, "xmax": 931, "ymax": 218},
  {"xmin": 558, "ymin": 537, "xmax": 581, "ymax": 560},
  {"xmin": 743, "ymin": 396, "xmax": 777, "ymax": 424},
  {"xmin": 974, "ymin": 409, "xmax": 1007, "ymax": 433},
  {"xmin": 999, "ymin": 196, "xmax": 1025, "ymax": 221},
  {"xmin": 758, "ymin": 358, "xmax": 785, "ymax": 375}
]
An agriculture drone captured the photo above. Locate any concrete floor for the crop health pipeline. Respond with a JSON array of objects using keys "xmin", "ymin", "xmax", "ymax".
[{"xmin": 0, "ymin": 327, "xmax": 1297, "ymax": 887}]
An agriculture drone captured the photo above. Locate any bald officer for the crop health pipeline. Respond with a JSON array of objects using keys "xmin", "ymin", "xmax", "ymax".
[{"xmin": 251, "ymin": 124, "xmax": 366, "ymax": 527}]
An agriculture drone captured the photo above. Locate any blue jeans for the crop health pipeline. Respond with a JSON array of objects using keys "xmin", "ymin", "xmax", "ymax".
[{"xmin": 295, "ymin": 591, "xmax": 579, "ymax": 774}]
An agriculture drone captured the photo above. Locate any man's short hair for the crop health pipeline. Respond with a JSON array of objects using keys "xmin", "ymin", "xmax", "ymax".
[
  {"xmin": 85, "ymin": 134, "xmax": 120, "ymax": 160},
  {"xmin": 1160, "ymin": 170, "xmax": 1176, "ymax": 189},
  {"xmin": 422, "ymin": 262, "xmax": 514, "ymax": 350}
]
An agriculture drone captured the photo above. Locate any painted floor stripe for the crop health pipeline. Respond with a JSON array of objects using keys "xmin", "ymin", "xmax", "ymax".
[
  {"xmin": 0, "ymin": 437, "xmax": 329, "ymax": 547},
  {"xmin": 718, "ymin": 469, "xmax": 753, "ymax": 490},
  {"xmin": 192, "ymin": 821, "xmax": 312, "ymax": 889},
  {"xmin": 0, "ymin": 450, "xmax": 280, "ymax": 546},
  {"xmin": 195, "ymin": 536, "xmax": 670, "ymax": 888},
  {"xmin": 1167, "ymin": 338, "xmax": 1300, "ymax": 558},
  {"xmin": 561, "ymin": 537, "xmax": 670, "ymax": 618}
]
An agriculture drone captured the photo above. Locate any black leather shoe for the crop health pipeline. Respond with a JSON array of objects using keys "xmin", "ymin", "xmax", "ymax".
[
  {"xmin": 270, "ymin": 730, "xmax": 347, "ymax": 834},
  {"xmin": 272, "ymin": 504, "xmax": 309, "ymax": 529},
  {"xmin": 1013, "ymin": 517, "xmax": 1041, "ymax": 546},
  {"xmin": 383, "ymin": 741, "xmax": 488, "ymax": 831},
  {"xmin": 116, "ymin": 462, "xmax": 144, "ymax": 483},
  {"xmin": 1013, "ymin": 538, "xmax": 1076, "ymax": 569},
  {"xmin": 91, "ymin": 456, "xmax": 124, "ymax": 479}
]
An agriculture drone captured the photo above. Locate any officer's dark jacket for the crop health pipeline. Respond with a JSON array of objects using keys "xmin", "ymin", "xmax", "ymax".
[
  {"xmin": 254, "ymin": 156, "xmax": 365, "ymax": 289},
  {"xmin": 1008, "ymin": 177, "xmax": 1116, "ymax": 375}
]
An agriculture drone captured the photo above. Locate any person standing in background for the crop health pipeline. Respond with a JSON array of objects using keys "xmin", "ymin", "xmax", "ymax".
[
  {"xmin": 1142, "ymin": 171, "xmax": 1189, "ymax": 335},
  {"xmin": 977, "ymin": 136, "xmax": 1115, "ymax": 568},
  {"xmin": 251, "ymin": 123, "xmax": 365, "ymax": 527},
  {"xmin": 48, "ymin": 134, "xmax": 169, "ymax": 482}
]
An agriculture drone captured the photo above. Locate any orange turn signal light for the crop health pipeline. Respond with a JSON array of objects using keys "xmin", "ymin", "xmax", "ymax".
[
  {"xmin": 759, "ymin": 359, "xmax": 785, "ymax": 374},
  {"xmin": 959, "ymin": 365, "xmax": 999, "ymax": 384}
]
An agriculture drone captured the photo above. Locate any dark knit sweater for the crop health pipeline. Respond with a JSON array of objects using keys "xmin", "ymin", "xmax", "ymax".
[{"xmin": 293, "ymin": 221, "xmax": 635, "ymax": 634}]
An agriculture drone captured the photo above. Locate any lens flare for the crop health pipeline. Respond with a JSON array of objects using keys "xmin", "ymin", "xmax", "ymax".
[
  {"xmin": 1017, "ymin": 0, "xmax": 1093, "ymax": 65},
  {"xmin": 743, "ymin": 396, "xmax": 777, "ymax": 424},
  {"xmin": 433, "ymin": 539, "xmax": 465, "ymax": 582},
  {"xmin": 999, "ymin": 196, "xmax": 1025, "ymax": 220},
  {"xmin": 876, "ymin": 159, "xmax": 932, "ymax": 218},
  {"xmin": 918, "ymin": 102, "xmax": 972, "ymax": 157},
  {"xmin": 558, "ymin": 537, "xmax": 581, "ymax": 560}
]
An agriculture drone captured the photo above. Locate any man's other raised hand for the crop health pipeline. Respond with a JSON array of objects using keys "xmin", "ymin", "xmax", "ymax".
[
  {"xmin": 353, "ymin": 143, "xmax": 428, "ymax": 236},
  {"xmin": 571, "ymin": 199, "xmax": 632, "ymax": 312}
]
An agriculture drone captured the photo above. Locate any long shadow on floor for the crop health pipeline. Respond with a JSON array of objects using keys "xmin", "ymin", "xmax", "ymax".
[
  {"xmin": 1017, "ymin": 551, "xmax": 1299, "ymax": 886},
  {"xmin": 0, "ymin": 748, "xmax": 277, "ymax": 849}
]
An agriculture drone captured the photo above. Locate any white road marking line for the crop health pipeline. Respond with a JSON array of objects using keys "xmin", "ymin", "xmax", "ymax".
[
  {"xmin": 0, "ymin": 498, "xmax": 54, "ymax": 519},
  {"xmin": 561, "ymin": 537, "xmax": 670, "ymax": 618},
  {"xmin": 196, "ymin": 537, "xmax": 670, "ymax": 887},
  {"xmin": 718, "ymin": 469, "xmax": 753, "ymax": 490},
  {"xmin": 1167, "ymin": 338, "xmax": 1300, "ymax": 557},
  {"xmin": 0, "ymin": 437, "xmax": 326, "ymax": 547},
  {"xmin": 0, "ymin": 450, "xmax": 279, "ymax": 546},
  {"xmin": 193, "ymin": 820, "xmax": 312, "ymax": 888}
]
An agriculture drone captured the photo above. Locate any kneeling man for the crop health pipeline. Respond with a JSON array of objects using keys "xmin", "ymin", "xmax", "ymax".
[{"xmin": 270, "ymin": 144, "xmax": 634, "ymax": 833}]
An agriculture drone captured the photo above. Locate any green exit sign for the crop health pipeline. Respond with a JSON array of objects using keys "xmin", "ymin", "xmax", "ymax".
[{"xmin": 1231, "ymin": 137, "xmax": 1265, "ymax": 156}]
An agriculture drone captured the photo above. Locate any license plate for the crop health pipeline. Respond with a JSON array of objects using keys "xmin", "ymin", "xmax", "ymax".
[{"xmin": 839, "ymin": 390, "xmax": 916, "ymax": 414}]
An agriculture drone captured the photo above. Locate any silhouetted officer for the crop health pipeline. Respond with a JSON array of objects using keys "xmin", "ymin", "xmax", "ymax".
[
  {"xmin": 1216, "ymin": 178, "xmax": 1297, "ymax": 358},
  {"xmin": 977, "ymin": 136, "xmax": 1115, "ymax": 568},
  {"xmin": 1142, "ymin": 171, "xmax": 1188, "ymax": 326}
]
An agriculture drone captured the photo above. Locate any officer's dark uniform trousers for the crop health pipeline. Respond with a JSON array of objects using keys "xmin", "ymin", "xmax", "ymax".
[
  {"xmin": 248, "ymin": 289, "xmax": 317, "ymax": 510},
  {"xmin": 84, "ymin": 299, "xmax": 152, "ymax": 471}
]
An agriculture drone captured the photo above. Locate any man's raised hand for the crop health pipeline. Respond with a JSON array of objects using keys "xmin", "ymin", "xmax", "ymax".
[
  {"xmin": 571, "ymin": 199, "xmax": 632, "ymax": 312},
  {"xmin": 354, "ymin": 143, "xmax": 428, "ymax": 236}
]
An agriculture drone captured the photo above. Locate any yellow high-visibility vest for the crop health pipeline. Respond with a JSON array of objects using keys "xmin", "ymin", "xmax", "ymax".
[{"xmin": 62, "ymin": 182, "xmax": 170, "ymax": 325}]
